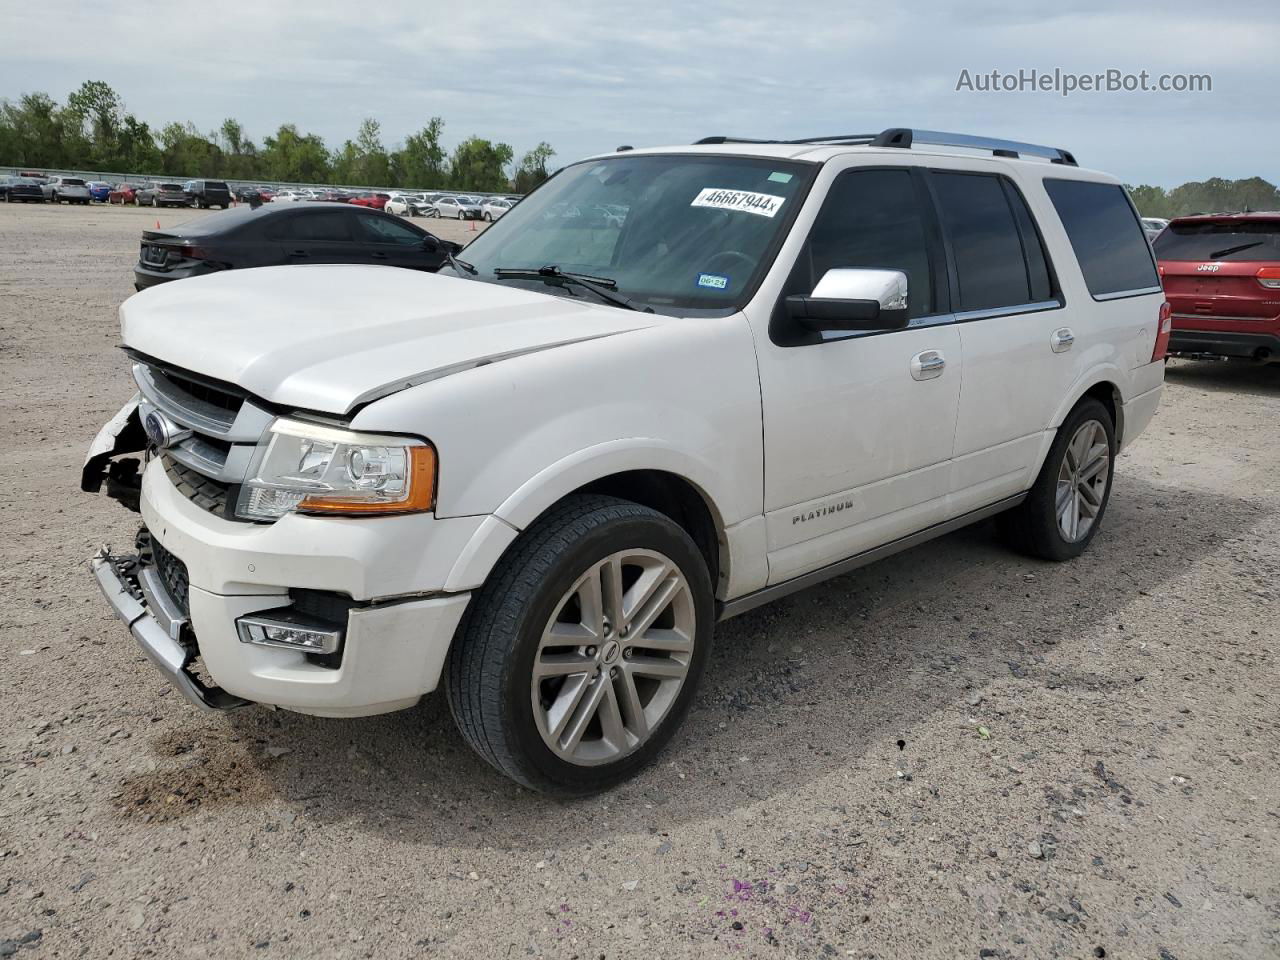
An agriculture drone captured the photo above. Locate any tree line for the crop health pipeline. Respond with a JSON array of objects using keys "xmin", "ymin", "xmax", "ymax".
[
  {"xmin": 0, "ymin": 80, "xmax": 555, "ymax": 192},
  {"xmin": 1126, "ymin": 177, "xmax": 1279, "ymax": 220}
]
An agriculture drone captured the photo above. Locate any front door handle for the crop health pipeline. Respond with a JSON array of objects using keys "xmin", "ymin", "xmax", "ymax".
[
  {"xmin": 910, "ymin": 350, "xmax": 946, "ymax": 381},
  {"xmin": 370, "ymin": 251, "xmax": 389, "ymax": 260},
  {"xmin": 1051, "ymin": 327, "xmax": 1075, "ymax": 353},
  {"xmin": 288, "ymin": 249, "xmax": 309, "ymax": 258}
]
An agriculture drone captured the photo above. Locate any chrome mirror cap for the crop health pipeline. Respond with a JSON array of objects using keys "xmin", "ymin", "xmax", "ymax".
[{"xmin": 812, "ymin": 268, "xmax": 909, "ymax": 311}]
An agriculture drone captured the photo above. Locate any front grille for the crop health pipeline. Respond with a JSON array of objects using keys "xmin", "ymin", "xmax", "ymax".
[
  {"xmin": 133, "ymin": 358, "xmax": 275, "ymax": 522},
  {"xmin": 163, "ymin": 370, "xmax": 244, "ymax": 414},
  {"xmin": 140, "ymin": 530, "xmax": 191, "ymax": 617},
  {"xmin": 163, "ymin": 454, "xmax": 233, "ymax": 516}
]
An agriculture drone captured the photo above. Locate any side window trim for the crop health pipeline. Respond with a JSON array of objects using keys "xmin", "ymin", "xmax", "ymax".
[{"xmin": 923, "ymin": 167, "xmax": 1066, "ymax": 322}]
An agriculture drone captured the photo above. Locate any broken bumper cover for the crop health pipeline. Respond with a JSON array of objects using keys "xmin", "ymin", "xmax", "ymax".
[{"xmin": 91, "ymin": 549, "xmax": 251, "ymax": 712}]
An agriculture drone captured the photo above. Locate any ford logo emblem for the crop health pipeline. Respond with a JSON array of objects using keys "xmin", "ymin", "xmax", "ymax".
[{"xmin": 143, "ymin": 411, "xmax": 191, "ymax": 450}]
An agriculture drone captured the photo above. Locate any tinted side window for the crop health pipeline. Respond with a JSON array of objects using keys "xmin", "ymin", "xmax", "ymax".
[
  {"xmin": 932, "ymin": 172, "xmax": 1031, "ymax": 311},
  {"xmin": 1004, "ymin": 182, "xmax": 1054, "ymax": 302},
  {"xmin": 795, "ymin": 168, "xmax": 935, "ymax": 320},
  {"xmin": 269, "ymin": 212, "xmax": 354, "ymax": 242},
  {"xmin": 357, "ymin": 214, "xmax": 424, "ymax": 245},
  {"xmin": 1043, "ymin": 179, "xmax": 1159, "ymax": 297}
]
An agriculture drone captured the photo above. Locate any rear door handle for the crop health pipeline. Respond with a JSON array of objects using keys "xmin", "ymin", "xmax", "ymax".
[
  {"xmin": 288, "ymin": 249, "xmax": 309, "ymax": 258},
  {"xmin": 370, "ymin": 251, "xmax": 389, "ymax": 260},
  {"xmin": 910, "ymin": 350, "xmax": 946, "ymax": 381},
  {"xmin": 1051, "ymin": 327, "xmax": 1075, "ymax": 352}
]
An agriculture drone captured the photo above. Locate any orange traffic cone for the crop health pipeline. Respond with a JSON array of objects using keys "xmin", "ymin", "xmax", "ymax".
[
  {"xmin": 155, "ymin": 220, "xmax": 161, "ymax": 229},
  {"xmin": 470, "ymin": 219, "xmax": 477, "ymax": 232}
]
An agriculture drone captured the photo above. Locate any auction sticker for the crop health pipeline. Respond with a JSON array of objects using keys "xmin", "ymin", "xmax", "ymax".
[{"xmin": 691, "ymin": 188, "xmax": 785, "ymax": 218}]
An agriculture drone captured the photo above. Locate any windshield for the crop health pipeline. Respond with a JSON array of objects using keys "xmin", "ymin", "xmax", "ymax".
[
  {"xmin": 1154, "ymin": 220, "xmax": 1280, "ymax": 262},
  {"xmin": 454, "ymin": 153, "xmax": 816, "ymax": 314}
]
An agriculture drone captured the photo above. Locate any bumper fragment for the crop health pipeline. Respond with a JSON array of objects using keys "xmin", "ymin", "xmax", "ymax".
[{"xmin": 90, "ymin": 548, "xmax": 251, "ymax": 712}]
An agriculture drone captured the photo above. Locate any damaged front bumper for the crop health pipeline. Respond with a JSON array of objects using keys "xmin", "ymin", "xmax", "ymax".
[{"xmin": 90, "ymin": 546, "xmax": 251, "ymax": 711}]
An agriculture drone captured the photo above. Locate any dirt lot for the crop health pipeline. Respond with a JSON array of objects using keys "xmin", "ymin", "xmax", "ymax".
[{"xmin": 0, "ymin": 200, "xmax": 1277, "ymax": 960}]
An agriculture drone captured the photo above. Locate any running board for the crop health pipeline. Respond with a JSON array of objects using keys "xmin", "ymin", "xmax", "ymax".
[{"xmin": 716, "ymin": 493, "xmax": 1027, "ymax": 620}]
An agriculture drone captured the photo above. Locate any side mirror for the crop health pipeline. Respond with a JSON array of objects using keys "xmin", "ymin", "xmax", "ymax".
[
  {"xmin": 785, "ymin": 268, "xmax": 910, "ymax": 331},
  {"xmin": 422, "ymin": 236, "xmax": 439, "ymax": 251}
]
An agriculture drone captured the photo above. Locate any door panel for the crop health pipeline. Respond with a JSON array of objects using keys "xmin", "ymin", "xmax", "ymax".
[
  {"xmin": 928, "ymin": 169, "xmax": 1073, "ymax": 505},
  {"xmin": 761, "ymin": 326, "xmax": 962, "ymax": 582},
  {"xmin": 756, "ymin": 166, "xmax": 962, "ymax": 585}
]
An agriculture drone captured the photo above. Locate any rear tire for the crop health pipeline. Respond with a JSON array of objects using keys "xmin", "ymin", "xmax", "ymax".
[
  {"xmin": 445, "ymin": 494, "xmax": 715, "ymax": 795},
  {"xmin": 998, "ymin": 397, "xmax": 1115, "ymax": 561}
]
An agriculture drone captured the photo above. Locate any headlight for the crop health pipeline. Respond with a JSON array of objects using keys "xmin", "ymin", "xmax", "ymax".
[{"xmin": 236, "ymin": 419, "xmax": 436, "ymax": 521}]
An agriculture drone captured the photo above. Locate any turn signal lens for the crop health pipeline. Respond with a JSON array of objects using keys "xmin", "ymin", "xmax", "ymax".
[{"xmin": 298, "ymin": 446, "xmax": 436, "ymax": 515}]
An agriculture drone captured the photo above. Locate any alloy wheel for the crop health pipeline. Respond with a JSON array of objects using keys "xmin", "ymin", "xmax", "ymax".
[
  {"xmin": 1056, "ymin": 419, "xmax": 1110, "ymax": 542},
  {"xmin": 531, "ymin": 549, "xmax": 695, "ymax": 766}
]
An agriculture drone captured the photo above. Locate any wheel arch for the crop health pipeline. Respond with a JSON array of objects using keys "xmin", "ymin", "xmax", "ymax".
[
  {"xmin": 1049, "ymin": 371, "xmax": 1125, "ymax": 445},
  {"xmin": 452, "ymin": 443, "xmax": 732, "ymax": 597}
]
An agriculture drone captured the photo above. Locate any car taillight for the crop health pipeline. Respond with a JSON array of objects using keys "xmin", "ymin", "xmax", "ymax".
[
  {"xmin": 178, "ymin": 244, "xmax": 214, "ymax": 260},
  {"xmin": 1152, "ymin": 300, "xmax": 1172, "ymax": 362},
  {"xmin": 1257, "ymin": 266, "xmax": 1280, "ymax": 289}
]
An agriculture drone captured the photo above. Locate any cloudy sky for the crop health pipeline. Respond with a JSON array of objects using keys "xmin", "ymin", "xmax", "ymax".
[{"xmin": 3, "ymin": 0, "xmax": 1276, "ymax": 187}]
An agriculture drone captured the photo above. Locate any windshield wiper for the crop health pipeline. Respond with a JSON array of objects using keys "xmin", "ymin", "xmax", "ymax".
[
  {"xmin": 1207, "ymin": 241, "xmax": 1262, "ymax": 260},
  {"xmin": 443, "ymin": 248, "xmax": 477, "ymax": 276},
  {"xmin": 491, "ymin": 265, "xmax": 652, "ymax": 312}
]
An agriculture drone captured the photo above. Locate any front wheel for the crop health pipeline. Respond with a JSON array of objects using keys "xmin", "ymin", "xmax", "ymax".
[
  {"xmin": 998, "ymin": 397, "xmax": 1115, "ymax": 561},
  {"xmin": 446, "ymin": 495, "xmax": 715, "ymax": 795}
]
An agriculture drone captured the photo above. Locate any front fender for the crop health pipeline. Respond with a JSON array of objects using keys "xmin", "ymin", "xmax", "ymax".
[{"xmin": 492, "ymin": 439, "xmax": 725, "ymax": 532}]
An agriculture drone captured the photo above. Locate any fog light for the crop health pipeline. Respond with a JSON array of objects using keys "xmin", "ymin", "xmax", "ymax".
[{"xmin": 236, "ymin": 612, "xmax": 343, "ymax": 654}]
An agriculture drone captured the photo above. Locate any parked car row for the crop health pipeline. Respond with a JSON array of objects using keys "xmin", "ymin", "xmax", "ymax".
[{"xmin": 4, "ymin": 174, "xmax": 522, "ymax": 216}]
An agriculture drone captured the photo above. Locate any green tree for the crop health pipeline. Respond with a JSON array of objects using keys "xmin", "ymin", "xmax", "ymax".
[
  {"xmin": 159, "ymin": 121, "xmax": 223, "ymax": 177},
  {"xmin": 65, "ymin": 80, "xmax": 123, "ymax": 163},
  {"xmin": 117, "ymin": 114, "xmax": 160, "ymax": 171},
  {"xmin": 450, "ymin": 136, "xmax": 514, "ymax": 192},
  {"xmin": 0, "ymin": 92, "xmax": 82, "ymax": 167},
  {"xmin": 355, "ymin": 117, "xmax": 390, "ymax": 185},
  {"xmin": 512, "ymin": 141, "xmax": 555, "ymax": 194},
  {"xmin": 391, "ymin": 117, "xmax": 448, "ymax": 188},
  {"xmin": 260, "ymin": 124, "xmax": 331, "ymax": 183}
]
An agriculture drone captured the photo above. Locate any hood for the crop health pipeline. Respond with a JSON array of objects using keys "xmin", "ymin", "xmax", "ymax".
[{"xmin": 121, "ymin": 265, "xmax": 659, "ymax": 414}]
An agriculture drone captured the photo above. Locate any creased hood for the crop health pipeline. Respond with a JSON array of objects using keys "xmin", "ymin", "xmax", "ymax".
[{"xmin": 121, "ymin": 265, "xmax": 659, "ymax": 413}]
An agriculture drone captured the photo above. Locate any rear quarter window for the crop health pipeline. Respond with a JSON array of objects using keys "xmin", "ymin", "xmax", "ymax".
[{"xmin": 1043, "ymin": 179, "xmax": 1160, "ymax": 298}]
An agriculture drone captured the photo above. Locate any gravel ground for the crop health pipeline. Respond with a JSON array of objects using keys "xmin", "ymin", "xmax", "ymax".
[{"xmin": 1, "ymin": 201, "xmax": 1277, "ymax": 960}]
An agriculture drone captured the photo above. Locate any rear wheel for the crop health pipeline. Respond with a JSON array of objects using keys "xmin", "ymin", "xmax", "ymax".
[
  {"xmin": 446, "ymin": 494, "xmax": 715, "ymax": 795},
  {"xmin": 998, "ymin": 397, "xmax": 1115, "ymax": 561}
]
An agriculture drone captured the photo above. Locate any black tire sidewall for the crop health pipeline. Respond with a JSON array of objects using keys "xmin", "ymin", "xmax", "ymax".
[
  {"xmin": 474, "ymin": 504, "xmax": 714, "ymax": 794},
  {"xmin": 1029, "ymin": 398, "xmax": 1116, "ymax": 560}
]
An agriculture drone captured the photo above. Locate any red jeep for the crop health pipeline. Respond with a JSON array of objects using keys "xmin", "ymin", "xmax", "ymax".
[{"xmin": 1155, "ymin": 212, "xmax": 1280, "ymax": 363}]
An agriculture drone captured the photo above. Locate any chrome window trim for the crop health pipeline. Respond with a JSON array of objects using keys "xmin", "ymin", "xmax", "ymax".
[
  {"xmin": 1092, "ymin": 285, "xmax": 1164, "ymax": 303},
  {"xmin": 953, "ymin": 298, "xmax": 1064, "ymax": 323}
]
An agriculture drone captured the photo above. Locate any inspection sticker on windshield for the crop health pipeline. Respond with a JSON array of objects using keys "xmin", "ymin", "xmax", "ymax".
[
  {"xmin": 697, "ymin": 273, "xmax": 729, "ymax": 290},
  {"xmin": 691, "ymin": 187, "xmax": 785, "ymax": 218}
]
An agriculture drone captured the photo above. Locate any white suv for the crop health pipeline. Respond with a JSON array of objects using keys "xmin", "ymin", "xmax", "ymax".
[{"xmin": 84, "ymin": 129, "xmax": 1168, "ymax": 794}]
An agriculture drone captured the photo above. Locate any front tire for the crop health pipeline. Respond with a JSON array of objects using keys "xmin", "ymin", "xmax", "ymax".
[
  {"xmin": 446, "ymin": 494, "xmax": 715, "ymax": 795},
  {"xmin": 999, "ymin": 397, "xmax": 1115, "ymax": 561}
]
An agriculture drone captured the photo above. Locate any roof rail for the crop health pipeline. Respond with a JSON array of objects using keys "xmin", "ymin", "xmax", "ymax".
[
  {"xmin": 872, "ymin": 128, "xmax": 1077, "ymax": 165},
  {"xmin": 693, "ymin": 128, "xmax": 1078, "ymax": 165}
]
